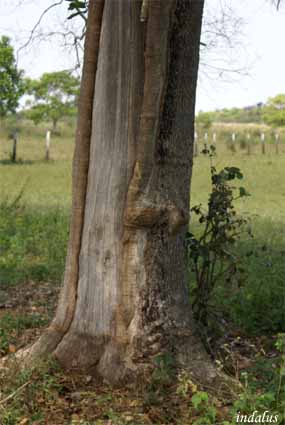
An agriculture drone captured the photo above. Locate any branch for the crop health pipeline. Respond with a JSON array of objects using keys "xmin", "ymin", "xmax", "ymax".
[
  {"xmin": 16, "ymin": 0, "xmax": 64, "ymax": 59},
  {"xmin": 0, "ymin": 381, "xmax": 31, "ymax": 406}
]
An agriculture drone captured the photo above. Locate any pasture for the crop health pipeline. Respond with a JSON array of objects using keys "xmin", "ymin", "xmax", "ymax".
[
  {"xmin": 1, "ymin": 120, "xmax": 285, "ymax": 423},
  {"xmin": 1, "ymin": 120, "xmax": 285, "ymax": 330}
]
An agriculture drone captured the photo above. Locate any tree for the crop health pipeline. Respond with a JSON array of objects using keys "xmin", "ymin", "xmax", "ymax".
[
  {"xmin": 196, "ymin": 111, "xmax": 213, "ymax": 130},
  {"xmin": 263, "ymin": 94, "xmax": 285, "ymax": 127},
  {"xmin": 25, "ymin": 71, "xmax": 80, "ymax": 131},
  {"xmin": 0, "ymin": 36, "xmax": 24, "ymax": 117},
  {"xmin": 25, "ymin": 0, "xmax": 233, "ymax": 389}
]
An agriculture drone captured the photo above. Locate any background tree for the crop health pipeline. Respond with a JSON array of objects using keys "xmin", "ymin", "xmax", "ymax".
[
  {"xmin": 263, "ymin": 94, "xmax": 285, "ymax": 127},
  {"xmin": 0, "ymin": 36, "xmax": 24, "ymax": 117},
  {"xmin": 25, "ymin": 71, "xmax": 80, "ymax": 132},
  {"xmin": 196, "ymin": 111, "xmax": 213, "ymax": 130}
]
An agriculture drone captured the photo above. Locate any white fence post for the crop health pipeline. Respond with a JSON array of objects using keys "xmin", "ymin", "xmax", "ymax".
[
  {"xmin": 260, "ymin": 132, "xmax": 265, "ymax": 155},
  {"xmin": 194, "ymin": 131, "xmax": 198, "ymax": 156},
  {"xmin": 45, "ymin": 130, "xmax": 51, "ymax": 161},
  {"xmin": 246, "ymin": 132, "xmax": 251, "ymax": 155},
  {"xmin": 275, "ymin": 133, "xmax": 279, "ymax": 155}
]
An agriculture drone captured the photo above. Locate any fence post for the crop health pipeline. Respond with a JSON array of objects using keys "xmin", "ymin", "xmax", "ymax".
[
  {"xmin": 11, "ymin": 131, "xmax": 18, "ymax": 162},
  {"xmin": 275, "ymin": 133, "xmax": 279, "ymax": 155},
  {"xmin": 194, "ymin": 131, "xmax": 198, "ymax": 156},
  {"xmin": 45, "ymin": 130, "xmax": 51, "ymax": 161},
  {"xmin": 230, "ymin": 132, "xmax": 236, "ymax": 153},
  {"xmin": 246, "ymin": 133, "xmax": 251, "ymax": 155},
  {"xmin": 212, "ymin": 132, "xmax": 217, "ymax": 152},
  {"xmin": 261, "ymin": 132, "xmax": 265, "ymax": 155}
]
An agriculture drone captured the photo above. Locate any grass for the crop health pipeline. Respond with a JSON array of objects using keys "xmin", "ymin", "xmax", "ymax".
[
  {"xmin": 0, "ymin": 119, "xmax": 71, "ymax": 285},
  {"xmin": 0, "ymin": 313, "xmax": 49, "ymax": 356},
  {"xmin": 191, "ymin": 149, "xmax": 285, "ymax": 335},
  {"xmin": 1, "ymin": 119, "xmax": 285, "ymax": 330},
  {"xmin": 0, "ymin": 198, "xmax": 69, "ymax": 286},
  {"xmin": 191, "ymin": 151, "xmax": 285, "ymax": 220},
  {"xmin": 1, "ymin": 119, "xmax": 285, "ymax": 423},
  {"xmin": 0, "ymin": 118, "xmax": 73, "ymax": 208}
]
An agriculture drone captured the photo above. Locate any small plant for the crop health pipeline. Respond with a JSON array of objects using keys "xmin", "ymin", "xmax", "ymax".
[
  {"xmin": 275, "ymin": 333, "xmax": 285, "ymax": 410},
  {"xmin": 229, "ymin": 336, "xmax": 285, "ymax": 423},
  {"xmin": 190, "ymin": 391, "xmax": 217, "ymax": 425},
  {"xmin": 176, "ymin": 371, "xmax": 197, "ymax": 398},
  {"xmin": 186, "ymin": 145, "xmax": 251, "ymax": 328},
  {"xmin": 144, "ymin": 353, "xmax": 176, "ymax": 407}
]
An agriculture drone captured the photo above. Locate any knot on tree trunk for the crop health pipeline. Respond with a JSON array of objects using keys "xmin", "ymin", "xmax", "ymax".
[{"xmin": 124, "ymin": 198, "xmax": 188, "ymax": 234}]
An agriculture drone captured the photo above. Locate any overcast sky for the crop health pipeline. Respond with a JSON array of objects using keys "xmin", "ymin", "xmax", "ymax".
[{"xmin": 0, "ymin": 0, "xmax": 284, "ymax": 112}]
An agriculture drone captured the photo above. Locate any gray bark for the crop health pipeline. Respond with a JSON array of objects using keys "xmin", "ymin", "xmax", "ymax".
[{"xmin": 23, "ymin": 0, "xmax": 234, "ymax": 390}]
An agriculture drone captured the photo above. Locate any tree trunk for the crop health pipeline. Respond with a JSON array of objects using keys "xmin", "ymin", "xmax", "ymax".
[
  {"xmin": 24, "ymin": 0, "xmax": 236, "ymax": 390},
  {"xmin": 52, "ymin": 118, "xmax": 58, "ymax": 133}
]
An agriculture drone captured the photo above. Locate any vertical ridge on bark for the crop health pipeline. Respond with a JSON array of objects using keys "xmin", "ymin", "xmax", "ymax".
[
  {"xmin": 125, "ymin": 0, "xmax": 175, "ymax": 213},
  {"xmin": 52, "ymin": 0, "xmax": 146, "ymax": 375},
  {"xmin": 55, "ymin": 0, "xmax": 105, "ymax": 333},
  {"xmin": 26, "ymin": 0, "xmax": 105, "ymax": 357}
]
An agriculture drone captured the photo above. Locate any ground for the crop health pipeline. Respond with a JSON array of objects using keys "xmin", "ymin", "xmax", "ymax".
[{"xmin": 0, "ymin": 119, "xmax": 285, "ymax": 424}]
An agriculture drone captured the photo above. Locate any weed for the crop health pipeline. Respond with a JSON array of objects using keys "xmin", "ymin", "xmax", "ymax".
[
  {"xmin": 186, "ymin": 145, "xmax": 251, "ymax": 329},
  {"xmin": 0, "ymin": 357, "xmax": 64, "ymax": 424}
]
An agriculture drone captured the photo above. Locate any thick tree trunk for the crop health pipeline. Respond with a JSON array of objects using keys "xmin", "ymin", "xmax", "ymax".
[{"xmin": 22, "ymin": 0, "xmax": 237, "ymax": 391}]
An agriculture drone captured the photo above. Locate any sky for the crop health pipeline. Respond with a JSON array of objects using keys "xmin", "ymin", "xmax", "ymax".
[{"xmin": 0, "ymin": 0, "xmax": 285, "ymax": 112}]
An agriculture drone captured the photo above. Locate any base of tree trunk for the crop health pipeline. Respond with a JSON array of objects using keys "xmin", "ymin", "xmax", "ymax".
[
  {"xmin": 2, "ymin": 322, "xmax": 241, "ymax": 401},
  {"xmin": 0, "ymin": 0, "xmax": 242, "ymax": 404}
]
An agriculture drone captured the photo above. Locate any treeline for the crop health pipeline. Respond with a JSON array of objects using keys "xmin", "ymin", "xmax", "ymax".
[
  {"xmin": 196, "ymin": 94, "xmax": 285, "ymax": 128},
  {"xmin": 201, "ymin": 105, "xmax": 264, "ymax": 124},
  {"xmin": 0, "ymin": 35, "xmax": 79, "ymax": 134}
]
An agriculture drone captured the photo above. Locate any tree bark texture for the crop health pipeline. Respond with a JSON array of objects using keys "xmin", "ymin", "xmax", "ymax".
[{"xmin": 25, "ymin": 0, "xmax": 227, "ymax": 388}]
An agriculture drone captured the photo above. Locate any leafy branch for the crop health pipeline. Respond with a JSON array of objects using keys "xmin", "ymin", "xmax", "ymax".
[{"xmin": 186, "ymin": 145, "xmax": 252, "ymax": 329}]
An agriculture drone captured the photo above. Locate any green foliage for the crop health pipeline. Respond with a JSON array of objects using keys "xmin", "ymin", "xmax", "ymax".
[
  {"xmin": 66, "ymin": 0, "xmax": 88, "ymax": 20},
  {"xmin": 263, "ymin": 94, "xmax": 285, "ymax": 127},
  {"xmin": 196, "ymin": 106, "xmax": 264, "ymax": 125},
  {"xmin": 196, "ymin": 111, "xmax": 213, "ymax": 130},
  {"xmin": 229, "ymin": 340, "xmax": 285, "ymax": 423},
  {"xmin": 214, "ymin": 219, "xmax": 285, "ymax": 335},
  {"xmin": 190, "ymin": 391, "xmax": 218, "ymax": 425},
  {"xmin": 188, "ymin": 337, "xmax": 285, "ymax": 424},
  {"xmin": 24, "ymin": 71, "xmax": 80, "ymax": 131},
  {"xmin": 186, "ymin": 146, "xmax": 251, "ymax": 328},
  {"xmin": 0, "ymin": 36, "xmax": 24, "ymax": 117},
  {"xmin": 199, "ymin": 94, "xmax": 285, "ymax": 128}
]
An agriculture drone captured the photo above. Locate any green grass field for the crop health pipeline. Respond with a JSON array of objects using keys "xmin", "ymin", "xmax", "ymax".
[
  {"xmin": 192, "ymin": 151, "xmax": 285, "ymax": 333},
  {"xmin": 1, "ymin": 120, "xmax": 285, "ymax": 424},
  {"xmin": 0, "ymin": 119, "xmax": 285, "ymax": 333}
]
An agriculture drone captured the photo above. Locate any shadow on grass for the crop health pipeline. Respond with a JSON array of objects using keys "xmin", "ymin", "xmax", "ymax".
[
  {"xmin": 0, "ymin": 158, "xmax": 56, "ymax": 166},
  {"xmin": 207, "ymin": 218, "xmax": 285, "ymax": 335}
]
